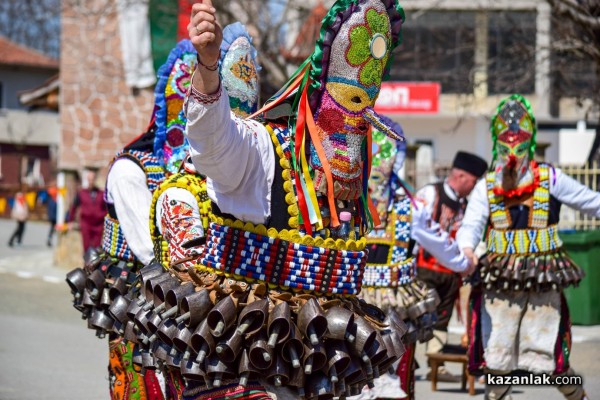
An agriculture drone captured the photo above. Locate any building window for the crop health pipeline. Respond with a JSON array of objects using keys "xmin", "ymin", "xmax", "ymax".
[
  {"xmin": 487, "ymin": 11, "xmax": 536, "ymax": 95},
  {"xmin": 22, "ymin": 156, "xmax": 43, "ymax": 187},
  {"xmin": 390, "ymin": 11, "xmax": 476, "ymax": 94}
]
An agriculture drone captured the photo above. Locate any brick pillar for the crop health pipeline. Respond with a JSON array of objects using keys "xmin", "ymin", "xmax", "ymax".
[{"xmin": 59, "ymin": 0, "xmax": 157, "ymax": 263}]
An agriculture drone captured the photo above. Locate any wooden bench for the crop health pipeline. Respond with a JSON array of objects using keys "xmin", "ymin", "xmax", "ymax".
[{"xmin": 426, "ymin": 349, "xmax": 476, "ymax": 395}]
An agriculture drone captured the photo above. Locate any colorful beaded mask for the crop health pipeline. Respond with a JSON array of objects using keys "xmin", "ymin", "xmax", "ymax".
[
  {"xmin": 253, "ymin": 0, "xmax": 404, "ymax": 233},
  {"xmin": 490, "ymin": 94, "xmax": 537, "ymax": 190},
  {"xmin": 153, "ymin": 39, "xmax": 197, "ymax": 175},
  {"xmin": 368, "ymin": 115, "xmax": 406, "ymax": 225},
  {"xmin": 309, "ymin": 0, "xmax": 405, "ymax": 200},
  {"xmin": 220, "ymin": 22, "xmax": 260, "ymax": 117}
]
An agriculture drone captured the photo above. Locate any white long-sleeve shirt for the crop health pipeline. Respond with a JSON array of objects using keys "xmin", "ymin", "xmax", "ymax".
[
  {"xmin": 456, "ymin": 167, "xmax": 600, "ymax": 251},
  {"xmin": 410, "ymin": 201, "xmax": 468, "ymax": 273},
  {"xmin": 185, "ymin": 86, "xmax": 274, "ymax": 224},
  {"xmin": 106, "ymin": 158, "xmax": 155, "ymax": 265}
]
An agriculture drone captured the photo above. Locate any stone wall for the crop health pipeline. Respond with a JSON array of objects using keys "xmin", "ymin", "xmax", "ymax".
[{"xmin": 60, "ymin": 0, "xmax": 154, "ymax": 172}]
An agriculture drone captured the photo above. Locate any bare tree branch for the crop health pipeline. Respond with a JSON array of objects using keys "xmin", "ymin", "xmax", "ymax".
[{"xmin": 547, "ymin": 0, "xmax": 600, "ymax": 29}]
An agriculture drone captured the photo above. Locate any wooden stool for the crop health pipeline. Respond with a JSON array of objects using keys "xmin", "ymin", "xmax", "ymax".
[{"xmin": 426, "ymin": 351, "xmax": 476, "ymax": 395}]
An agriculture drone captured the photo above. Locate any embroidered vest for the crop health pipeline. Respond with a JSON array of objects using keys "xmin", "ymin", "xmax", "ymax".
[
  {"xmin": 197, "ymin": 124, "xmax": 368, "ymax": 296},
  {"xmin": 150, "ymin": 172, "xmax": 210, "ymax": 268},
  {"xmin": 486, "ymin": 163, "xmax": 562, "ymax": 255},
  {"xmin": 363, "ymin": 197, "xmax": 415, "ymax": 287},
  {"xmin": 102, "ymin": 149, "xmax": 166, "ymax": 262}
]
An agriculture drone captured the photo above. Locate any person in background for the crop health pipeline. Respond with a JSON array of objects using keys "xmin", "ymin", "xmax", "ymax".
[
  {"xmin": 415, "ymin": 151, "xmax": 488, "ymax": 382},
  {"xmin": 67, "ymin": 168, "xmax": 107, "ymax": 252},
  {"xmin": 8, "ymin": 191, "xmax": 29, "ymax": 247},
  {"xmin": 46, "ymin": 186, "xmax": 58, "ymax": 247}
]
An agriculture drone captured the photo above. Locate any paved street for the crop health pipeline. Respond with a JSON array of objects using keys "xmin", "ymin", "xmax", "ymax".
[{"xmin": 0, "ymin": 219, "xmax": 599, "ymax": 399}]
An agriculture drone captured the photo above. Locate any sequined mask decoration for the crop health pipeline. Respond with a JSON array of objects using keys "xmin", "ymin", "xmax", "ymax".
[
  {"xmin": 220, "ymin": 22, "xmax": 260, "ymax": 117},
  {"xmin": 252, "ymin": 0, "xmax": 404, "ymax": 233},
  {"xmin": 309, "ymin": 0, "xmax": 404, "ymax": 201},
  {"xmin": 154, "ymin": 40, "xmax": 198, "ymax": 175},
  {"xmin": 491, "ymin": 96, "xmax": 536, "ymax": 195}
]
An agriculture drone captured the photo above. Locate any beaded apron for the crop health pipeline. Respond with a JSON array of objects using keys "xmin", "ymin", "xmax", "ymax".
[
  {"xmin": 362, "ymin": 197, "xmax": 415, "ymax": 288},
  {"xmin": 198, "ymin": 125, "xmax": 368, "ymax": 295}
]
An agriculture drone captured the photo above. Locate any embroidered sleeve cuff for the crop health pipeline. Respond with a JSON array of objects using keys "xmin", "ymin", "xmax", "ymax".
[{"xmin": 188, "ymin": 81, "xmax": 222, "ymax": 105}]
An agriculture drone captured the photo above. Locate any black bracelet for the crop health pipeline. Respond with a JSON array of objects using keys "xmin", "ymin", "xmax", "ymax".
[{"xmin": 197, "ymin": 55, "xmax": 218, "ymax": 71}]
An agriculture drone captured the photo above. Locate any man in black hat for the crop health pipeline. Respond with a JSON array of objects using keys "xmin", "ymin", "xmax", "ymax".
[{"xmin": 415, "ymin": 150, "xmax": 488, "ymax": 381}]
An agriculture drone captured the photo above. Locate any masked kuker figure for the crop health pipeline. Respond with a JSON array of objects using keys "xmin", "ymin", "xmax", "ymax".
[
  {"xmin": 458, "ymin": 94, "xmax": 600, "ymax": 400},
  {"xmin": 141, "ymin": 24, "xmax": 262, "ymax": 399},
  {"xmin": 136, "ymin": 0, "xmax": 408, "ymax": 398}
]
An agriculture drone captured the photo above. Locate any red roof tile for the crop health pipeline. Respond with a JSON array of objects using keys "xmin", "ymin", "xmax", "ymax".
[{"xmin": 0, "ymin": 35, "xmax": 59, "ymax": 69}]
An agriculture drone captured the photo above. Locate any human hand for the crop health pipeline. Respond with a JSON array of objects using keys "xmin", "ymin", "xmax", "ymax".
[
  {"xmin": 461, "ymin": 258, "xmax": 476, "ymax": 278},
  {"xmin": 189, "ymin": 1, "xmax": 222, "ymax": 67},
  {"xmin": 461, "ymin": 247, "xmax": 478, "ymax": 277}
]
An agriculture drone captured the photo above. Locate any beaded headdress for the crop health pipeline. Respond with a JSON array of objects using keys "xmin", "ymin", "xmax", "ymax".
[
  {"xmin": 219, "ymin": 22, "xmax": 260, "ymax": 117},
  {"xmin": 490, "ymin": 94, "xmax": 538, "ymax": 196},
  {"xmin": 490, "ymin": 94, "xmax": 537, "ymax": 164},
  {"xmin": 154, "ymin": 26, "xmax": 260, "ymax": 174},
  {"xmin": 153, "ymin": 39, "xmax": 198, "ymax": 175},
  {"xmin": 251, "ymin": 0, "xmax": 405, "ymax": 234}
]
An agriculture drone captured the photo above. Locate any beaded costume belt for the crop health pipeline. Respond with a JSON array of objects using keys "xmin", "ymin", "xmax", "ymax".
[
  {"xmin": 362, "ymin": 257, "xmax": 416, "ymax": 288},
  {"xmin": 102, "ymin": 216, "xmax": 136, "ymax": 262},
  {"xmin": 487, "ymin": 224, "xmax": 563, "ymax": 255},
  {"xmin": 199, "ymin": 222, "xmax": 367, "ymax": 295}
]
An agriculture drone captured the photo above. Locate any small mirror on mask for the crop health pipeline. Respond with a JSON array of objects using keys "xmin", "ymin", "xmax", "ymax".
[{"xmin": 370, "ymin": 34, "xmax": 387, "ymax": 60}]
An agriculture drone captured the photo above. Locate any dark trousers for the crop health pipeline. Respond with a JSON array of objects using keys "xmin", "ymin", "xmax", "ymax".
[
  {"xmin": 417, "ymin": 267, "xmax": 461, "ymax": 331},
  {"xmin": 48, "ymin": 220, "xmax": 56, "ymax": 245},
  {"xmin": 9, "ymin": 221, "xmax": 26, "ymax": 245}
]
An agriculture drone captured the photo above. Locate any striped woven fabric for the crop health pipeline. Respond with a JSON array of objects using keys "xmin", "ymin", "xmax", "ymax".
[{"xmin": 183, "ymin": 382, "xmax": 272, "ymax": 400}]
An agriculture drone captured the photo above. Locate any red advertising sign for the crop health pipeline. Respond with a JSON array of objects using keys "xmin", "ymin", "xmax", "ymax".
[{"xmin": 374, "ymin": 82, "xmax": 440, "ymax": 114}]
